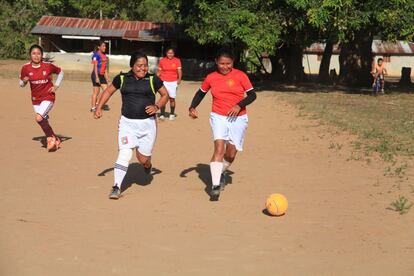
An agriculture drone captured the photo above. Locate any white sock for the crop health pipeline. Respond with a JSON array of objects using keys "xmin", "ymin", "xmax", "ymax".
[
  {"xmin": 222, "ymin": 159, "xmax": 231, "ymax": 172},
  {"xmin": 210, "ymin": 161, "xmax": 223, "ymax": 187},
  {"xmin": 114, "ymin": 149, "xmax": 132, "ymax": 188}
]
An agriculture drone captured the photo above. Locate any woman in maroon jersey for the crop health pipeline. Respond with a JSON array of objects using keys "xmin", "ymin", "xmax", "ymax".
[{"xmin": 20, "ymin": 44, "xmax": 64, "ymax": 151}]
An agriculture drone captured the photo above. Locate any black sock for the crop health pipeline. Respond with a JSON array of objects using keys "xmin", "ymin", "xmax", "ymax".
[
  {"xmin": 161, "ymin": 107, "xmax": 166, "ymax": 116},
  {"xmin": 170, "ymin": 106, "xmax": 175, "ymax": 115}
]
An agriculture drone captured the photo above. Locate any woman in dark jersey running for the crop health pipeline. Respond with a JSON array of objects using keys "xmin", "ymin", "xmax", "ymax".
[{"xmin": 94, "ymin": 52, "xmax": 169, "ymax": 199}]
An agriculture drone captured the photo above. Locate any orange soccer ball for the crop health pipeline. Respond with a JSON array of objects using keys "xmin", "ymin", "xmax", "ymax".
[{"xmin": 266, "ymin": 194, "xmax": 288, "ymax": 216}]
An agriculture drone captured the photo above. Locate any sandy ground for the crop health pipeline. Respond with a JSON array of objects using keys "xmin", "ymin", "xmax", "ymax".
[{"xmin": 0, "ymin": 74, "xmax": 413, "ymax": 276}]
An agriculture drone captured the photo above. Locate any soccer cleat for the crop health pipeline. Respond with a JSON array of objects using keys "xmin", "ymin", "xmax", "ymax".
[
  {"xmin": 159, "ymin": 115, "xmax": 166, "ymax": 120},
  {"xmin": 109, "ymin": 186, "xmax": 121, "ymax": 199},
  {"xmin": 219, "ymin": 173, "xmax": 226, "ymax": 190},
  {"xmin": 169, "ymin": 114, "xmax": 176, "ymax": 121},
  {"xmin": 90, "ymin": 107, "xmax": 96, "ymax": 112},
  {"xmin": 103, "ymin": 104, "xmax": 110, "ymax": 111},
  {"xmin": 144, "ymin": 163, "xmax": 152, "ymax": 175},
  {"xmin": 54, "ymin": 136, "xmax": 61, "ymax": 150},
  {"xmin": 47, "ymin": 136, "xmax": 56, "ymax": 150},
  {"xmin": 210, "ymin": 185, "xmax": 221, "ymax": 201}
]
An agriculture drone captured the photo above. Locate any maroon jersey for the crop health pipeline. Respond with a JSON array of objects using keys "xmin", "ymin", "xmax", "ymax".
[{"xmin": 20, "ymin": 61, "xmax": 61, "ymax": 105}]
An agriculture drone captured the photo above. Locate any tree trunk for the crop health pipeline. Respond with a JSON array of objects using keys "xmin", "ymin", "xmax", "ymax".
[
  {"xmin": 317, "ymin": 39, "xmax": 334, "ymax": 83},
  {"xmin": 271, "ymin": 43, "xmax": 304, "ymax": 82},
  {"xmin": 338, "ymin": 30, "xmax": 373, "ymax": 86}
]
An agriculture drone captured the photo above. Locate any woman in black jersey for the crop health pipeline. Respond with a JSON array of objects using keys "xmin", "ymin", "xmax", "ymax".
[{"xmin": 94, "ymin": 52, "xmax": 169, "ymax": 199}]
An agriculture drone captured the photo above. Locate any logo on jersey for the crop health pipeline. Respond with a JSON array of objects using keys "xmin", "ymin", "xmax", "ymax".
[
  {"xmin": 29, "ymin": 72, "xmax": 33, "ymax": 76},
  {"xmin": 226, "ymin": 79, "xmax": 235, "ymax": 87},
  {"xmin": 121, "ymin": 136, "xmax": 128, "ymax": 145},
  {"xmin": 43, "ymin": 71, "xmax": 47, "ymax": 76}
]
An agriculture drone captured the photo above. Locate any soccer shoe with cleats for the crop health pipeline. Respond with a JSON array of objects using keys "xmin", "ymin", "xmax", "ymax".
[
  {"xmin": 103, "ymin": 104, "xmax": 110, "ymax": 111},
  {"xmin": 219, "ymin": 173, "xmax": 227, "ymax": 191},
  {"xmin": 47, "ymin": 136, "xmax": 56, "ymax": 150},
  {"xmin": 159, "ymin": 115, "xmax": 166, "ymax": 121},
  {"xmin": 210, "ymin": 185, "xmax": 221, "ymax": 201},
  {"xmin": 144, "ymin": 164, "xmax": 152, "ymax": 175},
  {"xmin": 169, "ymin": 114, "xmax": 176, "ymax": 120},
  {"xmin": 109, "ymin": 186, "xmax": 121, "ymax": 199}
]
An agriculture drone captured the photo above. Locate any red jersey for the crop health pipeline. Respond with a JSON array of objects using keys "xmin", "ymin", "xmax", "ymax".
[
  {"xmin": 92, "ymin": 51, "xmax": 108, "ymax": 75},
  {"xmin": 201, "ymin": 69, "xmax": 253, "ymax": 116},
  {"xmin": 158, "ymin": 57, "xmax": 182, "ymax": 82},
  {"xmin": 20, "ymin": 62, "xmax": 61, "ymax": 105}
]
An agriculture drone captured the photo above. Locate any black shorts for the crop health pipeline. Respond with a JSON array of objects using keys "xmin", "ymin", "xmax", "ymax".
[{"xmin": 91, "ymin": 73, "xmax": 107, "ymax": 87}]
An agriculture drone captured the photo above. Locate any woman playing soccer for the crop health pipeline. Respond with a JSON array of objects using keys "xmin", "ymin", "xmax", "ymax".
[
  {"xmin": 157, "ymin": 47, "xmax": 182, "ymax": 120},
  {"xmin": 20, "ymin": 44, "xmax": 64, "ymax": 151},
  {"xmin": 94, "ymin": 52, "xmax": 169, "ymax": 199},
  {"xmin": 189, "ymin": 49, "xmax": 257, "ymax": 201},
  {"xmin": 91, "ymin": 41, "xmax": 110, "ymax": 112}
]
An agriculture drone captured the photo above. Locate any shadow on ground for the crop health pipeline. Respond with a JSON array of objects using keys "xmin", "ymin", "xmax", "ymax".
[
  {"xmin": 98, "ymin": 163, "xmax": 162, "ymax": 192},
  {"xmin": 32, "ymin": 134, "xmax": 72, "ymax": 148},
  {"xmin": 179, "ymin": 163, "xmax": 234, "ymax": 198}
]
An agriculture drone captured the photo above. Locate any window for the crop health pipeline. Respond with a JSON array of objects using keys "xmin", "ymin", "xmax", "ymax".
[{"xmin": 383, "ymin": 55, "xmax": 391, "ymax": 62}]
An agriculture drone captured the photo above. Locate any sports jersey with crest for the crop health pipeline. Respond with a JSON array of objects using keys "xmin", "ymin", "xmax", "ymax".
[
  {"xmin": 20, "ymin": 62, "xmax": 62, "ymax": 105},
  {"xmin": 158, "ymin": 57, "xmax": 182, "ymax": 82},
  {"xmin": 200, "ymin": 69, "xmax": 253, "ymax": 116}
]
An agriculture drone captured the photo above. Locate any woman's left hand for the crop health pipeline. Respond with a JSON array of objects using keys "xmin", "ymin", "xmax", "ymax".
[
  {"xmin": 145, "ymin": 105, "xmax": 159, "ymax": 115},
  {"xmin": 227, "ymin": 105, "xmax": 241, "ymax": 117}
]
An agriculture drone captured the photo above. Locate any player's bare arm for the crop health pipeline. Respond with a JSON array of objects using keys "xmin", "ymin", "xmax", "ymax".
[
  {"xmin": 145, "ymin": 85, "xmax": 169, "ymax": 115},
  {"xmin": 94, "ymin": 84, "xmax": 117, "ymax": 119}
]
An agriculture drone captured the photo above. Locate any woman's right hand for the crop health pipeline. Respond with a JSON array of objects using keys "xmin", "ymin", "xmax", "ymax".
[
  {"xmin": 189, "ymin": 107, "xmax": 198, "ymax": 119},
  {"xmin": 95, "ymin": 76, "xmax": 100, "ymax": 84}
]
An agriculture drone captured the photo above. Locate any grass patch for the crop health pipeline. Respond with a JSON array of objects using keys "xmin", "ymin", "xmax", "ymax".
[
  {"xmin": 280, "ymin": 92, "xmax": 414, "ymax": 162},
  {"xmin": 387, "ymin": 195, "xmax": 413, "ymax": 214}
]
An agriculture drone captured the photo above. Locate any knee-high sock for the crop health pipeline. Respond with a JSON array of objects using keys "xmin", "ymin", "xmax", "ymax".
[
  {"xmin": 37, "ymin": 119, "xmax": 55, "ymax": 137},
  {"xmin": 170, "ymin": 105, "xmax": 175, "ymax": 115},
  {"xmin": 210, "ymin": 161, "xmax": 223, "ymax": 187},
  {"xmin": 114, "ymin": 149, "xmax": 132, "ymax": 188},
  {"xmin": 160, "ymin": 107, "xmax": 166, "ymax": 116},
  {"xmin": 222, "ymin": 159, "xmax": 231, "ymax": 172}
]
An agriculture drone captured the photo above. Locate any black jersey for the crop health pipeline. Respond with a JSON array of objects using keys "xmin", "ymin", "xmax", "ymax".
[{"xmin": 112, "ymin": 71, "xmax": 163, "ymax": 119}]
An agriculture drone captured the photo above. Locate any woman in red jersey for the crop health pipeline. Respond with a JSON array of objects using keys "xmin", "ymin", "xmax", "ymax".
[
  {"xmin": 20, "ymin": 44, "xmax": 64, "ymax": 151},
  {"xmin": 189, "ymin": 49, "xmax": 256, "ymax": 201},
  {"xmin": 157, "ymin": 47, "xmax": 182, "ymax": 120}
]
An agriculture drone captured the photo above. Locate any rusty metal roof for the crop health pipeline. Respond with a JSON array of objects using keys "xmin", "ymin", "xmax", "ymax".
[
  {"xmin": 31, "ymin": 16, "xmax": 175, "ymax": 41},
  {"xmin": 305, "ymin": 40, "xmax": 414, "ymax": 55}
]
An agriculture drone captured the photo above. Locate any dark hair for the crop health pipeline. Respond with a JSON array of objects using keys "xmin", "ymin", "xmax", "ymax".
[
  {"xmin": 29, "ymin": 44, "xmax": 44, "ymax": 56},
  {"xmin": 216, "ymin": 48, "xmax": 234, "ymax": 60},
  {"xmin": 98, "ymin": 40, "xmax": 106, "ymax": 47},
  {"xmin": 130, "ymin": 51, "xmax": 148, "ymax": 67},
  {"xmin": 165, "ymin": 47, "xmax": 175, "ymax": 54},
  {"xmin": 378, "ymin": 58, "xmax": 383, "ymax": 62}
]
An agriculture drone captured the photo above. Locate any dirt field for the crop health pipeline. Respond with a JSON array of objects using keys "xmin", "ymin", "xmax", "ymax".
[{"xmin": 0, "ymin": 72, "xmax": 413, "ymax": 275}]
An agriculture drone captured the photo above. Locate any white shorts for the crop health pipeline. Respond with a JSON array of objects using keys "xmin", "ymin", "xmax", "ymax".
[
  {"xmin": 210, "ymin": 112, "xmax": 248, "ymax": 151},
  {"xmin": 163, "ymin": 81, "xmax": 178, "ymax": 98},
  {"xmin": 118, "ymin": 116, "xmax": 157, "ymax": 156},
  {"xmin": 33, "ymin": 100, "xmax": 54, "ymax": 119}
]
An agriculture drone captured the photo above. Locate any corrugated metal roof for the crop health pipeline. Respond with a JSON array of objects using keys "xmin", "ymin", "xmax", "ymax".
[
  {"xmin": 31, "ymin": 16, "xmax": 175, "ymax": 41},
  {"xmin": 305, "ymin": 40, "xmax": 414, "ymax": 55}
]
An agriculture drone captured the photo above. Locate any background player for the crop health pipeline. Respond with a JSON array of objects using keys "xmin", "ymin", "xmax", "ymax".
[
  {"xmin": 91, "ymin": 41, "xmax": 110, "ymax": 112},
  {"xmin": 371, "ymin": 58, "xmax": 388, "ymax": 94},
  {"xmin": 94, "ymin": 52, "xmax": 169, "ymax": 199},
  {"xmin": 157, "ymin": 47, "xmax": 182, "ymax": 120},
  {"xmin": 188, "ymin": 49, "xmax": 257, "ymax": 201},
  {"xmin": 20, "ymin": 44, "xmax": 64, "ymax": 151}
]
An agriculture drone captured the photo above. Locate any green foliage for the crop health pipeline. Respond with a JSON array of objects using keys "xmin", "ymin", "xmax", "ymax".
[
  {"xmin": 387, "ymin": 195, "xmax": 413, "ymax": 215},
  {"xmin": 175, "ymin": 0, "xmax": 284, "ymax": 54}
]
